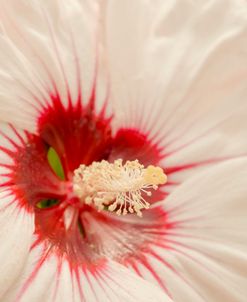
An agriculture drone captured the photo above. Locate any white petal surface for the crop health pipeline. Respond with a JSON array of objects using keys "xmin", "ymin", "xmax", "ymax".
[
  {"xmin": 0, "ymin": 0, "xmax": 102, "ymax": 131},
  {"xmin": 164, "ymin": 110, "xmax": 247, "ymax": 191},
  {"xmin": 105, "ymin": 0, "xmax": 247, "ymax": 132},
  {"xmin": 3, "ymin": 243, "xmax": 58, "ymax": 302},
  {"xmin": 0, "ymin": 123, "xmax": 28, "ymax": 188},
  {"xmin": 104, "ymin": 0, "xmax": 247, "ymax": 184},
  {"xmin": 128, "ymin": 158, "xmax": 247, "ymax": 302},
  {"xmin": 0, "ymin": 192, "xmax": 34, "ymax": 299},
  {"xmin": 4, "ymin": 241, "xmax": 172, "ymax": 302},
  {"xmin": 103, "ymin": 0, "xmax": 162, "ymax": 130}
]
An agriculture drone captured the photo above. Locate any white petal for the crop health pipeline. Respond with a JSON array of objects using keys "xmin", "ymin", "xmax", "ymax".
[
  {"xmin": 0, "ymin": 0, "xmax": 100, "ymax": 131},
  {"xmin": 146, "ymin": 0, "xmax": 247, "ymax": 144},
  {"xmin": 129, "ymin": 158, "xmax": 247, "ymax": 301},
  {"xmin": 3, "ymin": 243, "xmax": 58, "ymax": 302},
  {"xmin": 164, "ymin": 110, "xmax": 247, "ymax": 189},
  {"xmin": 4, "ymin": 242, "xmax": 171, "ymax": 302},
  {"xmin": 105, "ymin": 0, "xmax": 247, "ymax": 131},
  {"xmin": 0, "ymin": 192, "xmax": 34, "ymax": 299},
  {"xmin": 105, "ymin": 0, "xmax": 247, "ymax": 184},
  {"xmin": 103, "ymin": 0, "xmax": 162, "ymax": 130},
  {"xmin": 102, "ymin": 260, "xmax": 172, "ymax": 302}
]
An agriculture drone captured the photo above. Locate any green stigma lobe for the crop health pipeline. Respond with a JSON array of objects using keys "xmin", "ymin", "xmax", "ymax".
[{"xmin": 47, "ymin": 147, "xmax": 65, "ymax": 180}]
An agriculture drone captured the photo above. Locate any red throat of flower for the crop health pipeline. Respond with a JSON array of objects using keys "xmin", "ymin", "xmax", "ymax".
[{"xmin": 3, "ymin": 94, "xmax": 167, "ymax": 266}]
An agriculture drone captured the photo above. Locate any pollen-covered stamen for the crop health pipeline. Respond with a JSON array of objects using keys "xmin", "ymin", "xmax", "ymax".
[{"xmin": 73, "ymin": 159, "xmax": 167, "ymax": 217}]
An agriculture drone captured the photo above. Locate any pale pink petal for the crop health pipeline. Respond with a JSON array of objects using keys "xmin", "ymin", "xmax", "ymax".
[
  {"xmin": 4, "ymin": 242, "xmax": 172, "ymax": 302},
  {"xmin": 0, "ymin": 0, "xmax": 102, "ymax": 131},
  {"xmin": 101, "ymin": 260, "xmax": 172, "ymax": 302},
  {"xmin": 145, "ymin": 0, "xmax": 247, "ymax": 143},
  {"xmin": 0, "ymin": 123, "xmax": 28, "ymax": 188},
  {"xmin": 104, "ymin": 0, "xmax": 247, "ymax": 185},
  {"xmin": 164, "ymin": 111, "xmax": 247, "ymax": 192},
  {"xmin": 0, "ymin": 192, "xmax": 34, "ymax": 299},
  {"xmin": 102, "ymin": 0, "xmax": 161, "ymax": 130},
  {"xmin": 105, "ymin": 0, "xmax": 247, "ymax": 131},
  {"xmin": 127, "ymin": 158, "xmax": 247, "ymax": 301},
  {"xmin": 3, "ymin": 243, "xmax": 58, "ymax": 302}
]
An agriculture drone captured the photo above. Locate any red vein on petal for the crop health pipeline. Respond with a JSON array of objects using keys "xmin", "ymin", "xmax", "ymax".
[
  {"xmin": 96, "ymin": 269, "xmax": 122, "ymax": 302},
  {"xmin": 136, "ymin": 254, "xmax": 172, "ymax": 296},
  {"xmin": 164, "ymin": 156, "xmax": 238, "ymax": 176},
  {"xmin": 74, "ymin": 268, "xmax": 85, "ymax": 302},
  {"xmin": 51, "ymin": 258, "xmax": 62, "ymax": 302},
  {"xmin": 16, "ymin": 245, "xmax": 50, "ymax": 302}
]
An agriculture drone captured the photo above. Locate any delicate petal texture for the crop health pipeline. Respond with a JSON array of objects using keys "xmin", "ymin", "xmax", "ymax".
[
  {"xmin": 3, "ymin": 244, "xmax": 59, "ymax": 302},
  {"xmin": 102, "ymin": 261, "xmax": 172, "ymax": 302},
  {"xmin": 164, "ymin": 111, "xmax": 247, "ymax": 192},
  {"xmin": 0, "ymin": 123, "xmax": 28, "ymax": 188},
  {"xmin": 129, "ymin": 158, "xmax": 247, "ymax": 302},
  {"xmin": 101, "ymin": 0, "xmax": 161, "ymax": 129},
  {"xmin": 104, "ymin": 0, "xmax": 247, "ymax": 184},
  {"xmin": 0, "ymin": 0, "xmax": 103, "ymax": 131},
  {"xmin": 1, "ymin": 0, "xmax": 247, "ymax": 190},
  {"xmin": 0, "ymin": 192, "xmax": 34, "ymax": 299},
  {"xmin": 0, "ymin": 1, "xmax": 247, "ymax": 301},
  {"xmin": 105, "ymin": 0, "xmax": 247, "ymax": 131},
  {"xmin": 3, "ymin": 242, "xmax": 171, "ymax": 302}
]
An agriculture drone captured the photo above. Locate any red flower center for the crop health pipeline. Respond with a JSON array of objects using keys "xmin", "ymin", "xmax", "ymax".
[{"xmin": 5, "ymin": 95, "xmax": 165, "ymax": 265}]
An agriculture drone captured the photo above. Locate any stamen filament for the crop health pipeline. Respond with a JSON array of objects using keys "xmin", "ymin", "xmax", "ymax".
[{"xmin": 73, "ymin": 159, "xmax": 167, "ymax": 217}]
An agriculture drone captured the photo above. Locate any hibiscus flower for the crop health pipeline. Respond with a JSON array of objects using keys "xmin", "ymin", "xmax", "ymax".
[{"xmin": 0, "ymin": 1, "xmax": 247, "ymax": 301}]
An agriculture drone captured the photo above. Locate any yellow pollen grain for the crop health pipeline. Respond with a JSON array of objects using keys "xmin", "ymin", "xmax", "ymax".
[
  {"xmin": 143, "ymin": 165, "xmax": 167, "ymax": 186},
  {"xmin": 73, "ymin": 159, "xmax": 167, "ymax": 217}
]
